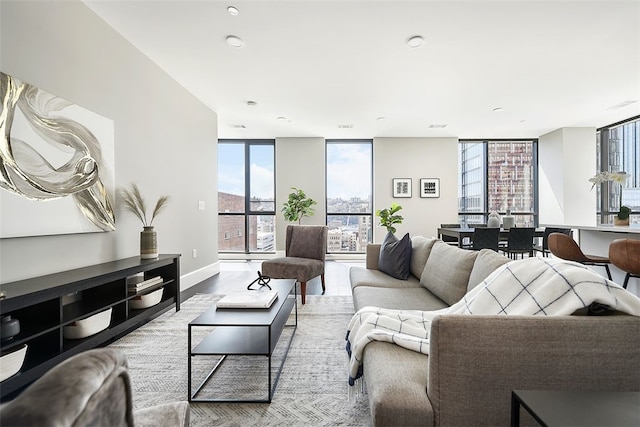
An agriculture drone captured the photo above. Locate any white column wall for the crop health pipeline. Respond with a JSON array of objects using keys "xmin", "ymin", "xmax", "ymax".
[
  {"xmin": 539, "ymin": 127, "xmax": 597, "ymax": 226},
  {"xmin": 274, "ymin": 137, "xmax": 326, "ymax": 253}
]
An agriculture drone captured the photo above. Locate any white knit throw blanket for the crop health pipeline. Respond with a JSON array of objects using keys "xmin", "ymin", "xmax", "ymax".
[{"xmin": 346, "ymin": 257, "xmax": 640, "ymax": 389}]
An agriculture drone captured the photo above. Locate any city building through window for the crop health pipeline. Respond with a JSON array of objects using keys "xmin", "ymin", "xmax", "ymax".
[
  {"xmin": 218, "ymin": 140, "xmax": 275, "ymax": 253},
  {"xmin": 326, "ymin": 140, "xmax": 373, "ymax": 253},
  {"xmin": 459, "ymin": 140, "xmax": 538, "ymax": 227}
]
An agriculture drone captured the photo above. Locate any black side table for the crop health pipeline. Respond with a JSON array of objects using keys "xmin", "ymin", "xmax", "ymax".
[{"xmin": 511, "ymin": 390, "xmax": 640, "ymax": 427}]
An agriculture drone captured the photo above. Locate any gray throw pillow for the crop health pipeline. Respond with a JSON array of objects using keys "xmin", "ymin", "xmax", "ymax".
[
  {"xmin": 378, "ymin": 232, "xmax": 412, "ymax": 280},
  {"xmin": 420, "ymin": 241, "xmax": 477, "ymax": 305}
]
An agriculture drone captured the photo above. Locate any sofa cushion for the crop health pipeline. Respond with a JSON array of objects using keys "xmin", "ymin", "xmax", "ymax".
[
  {"xmin": 352, "ymin": 286, "xmax": 448, "ymax": 312},
  {"xmin": 350, "ymin": 267, "xmax": 422, "ymax": 290},
  {"xmin": 467, "ymin": 249, "xmax": 511, "ymax": 292},
  {"xmin": 378, "ymin": 232, "xmax": 412, "ymax": 280},
  {"xmin": 410, "ymin": 236, "xmax": 438, "ymax": 279},
  {"xmin": 420, "ymin": 241, "xmax": 477, "ymax": 305}
]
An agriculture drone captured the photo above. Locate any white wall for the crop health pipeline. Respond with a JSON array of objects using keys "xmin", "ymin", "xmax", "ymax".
[
  {"xmin": 539, "ymin": 127, "xmax": 597, "ymax": 226},
  {"xmin": 274, "ymin": 137, "xmax": 326, "ymax": 252},
  {"xmin": 0, "ymin": 1, "xmax": 219, "ymax": 287},
  {"xmin": 373, "ymin": 137, "xmax": 459, "ymax": 242}
]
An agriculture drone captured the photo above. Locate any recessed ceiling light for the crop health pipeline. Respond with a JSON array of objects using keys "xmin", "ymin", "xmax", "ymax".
[
  {"xmin": 227, "ymin": 6, "xmax": 239, "ymax": 16},
  {"xmin": 407, "ymin": 35, "xmax": 424, "ymax": 48},
  {"xmin": 606, "ymin": 100, "xmax": 638, "ymax": 110},
  {"xmin": 277, "ymin": 116, "xmax": 287, "ymax": 121},
  {"xmin": 428, "ymin": 124, "xmax": 447, "ymax": 128},
  {"xmin": 228, "ymin": 124, "xmax": 246, "ymax": 129},
  {"xmin": 493, "ymin": 107, "xmax": 504, "ymax": 112},
  {"xmin": 226, "ymin": 35, "xmax": 244, "ymax": 48},
  {"xmin": 246, "ymin": 100, "xmax": 257, "ymax": 107},
  {"xmin": 376, "ymin": 117, "xmax": 386, "ymax": 121},
  {"xmin": 338, "ymin": 124, "xmax": 354, "ymax": 129}
]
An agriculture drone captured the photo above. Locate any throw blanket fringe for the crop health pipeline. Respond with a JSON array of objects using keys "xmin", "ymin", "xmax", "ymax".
[{"xmin": 346, "ymin": 257, "xmax": 640, "ymax": 387}]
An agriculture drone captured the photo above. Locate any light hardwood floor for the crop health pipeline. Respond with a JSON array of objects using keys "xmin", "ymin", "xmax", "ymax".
[{"xmin": 182, "ymin": 260, "xmax": 364, "ymax": 301}]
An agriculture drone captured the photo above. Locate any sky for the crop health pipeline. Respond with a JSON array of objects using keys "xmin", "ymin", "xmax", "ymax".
[{"xmin": 218, "ymin": 142, "xmax": 372, "ymax": 201}]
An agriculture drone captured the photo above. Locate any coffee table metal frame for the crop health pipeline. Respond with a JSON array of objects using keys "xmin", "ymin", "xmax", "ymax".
[{"xmin": 188, "ymin": 279, "xmax": 297, "ymax": 403}]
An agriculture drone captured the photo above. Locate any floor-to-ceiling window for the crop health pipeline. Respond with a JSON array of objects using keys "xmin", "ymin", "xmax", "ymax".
[
  {"xmin": 326, "ymin": 140, "xmax": 373, "ymax": 253},
  {"xmin": 459, "ymin": 140, "xmax": 538, "ymax": 226},
  {"xmin": 218, "ymin": 140, "xmax": 275, "ymax": 253},
  {"xmin": 596, "ymin": 115, "xmax": 640, "ymax": 224}
]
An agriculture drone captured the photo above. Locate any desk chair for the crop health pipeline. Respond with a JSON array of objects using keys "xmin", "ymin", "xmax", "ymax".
[
  {"xmin": 501, "ymin": 227, "xmax": 535, "ymax": 259},
  {"xmin": 548, "ymin": 232, "xmax": 612, "ymax": 280},
  {"xmin": 608, "ymin": 239, "xmax": 640, "ymax": 289},
  {"xmin": 261, "ymin": 225, "xmax": 328, "ymax": 304}
]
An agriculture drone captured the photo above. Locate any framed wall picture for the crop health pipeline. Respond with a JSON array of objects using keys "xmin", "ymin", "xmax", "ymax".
[
  {"xmin": 420, "ymin": 178, "xmax": 440, "ymax": 198},
  {"xmin": 393, "ymin": 178, "xmax": 412, "ymax": 198}
]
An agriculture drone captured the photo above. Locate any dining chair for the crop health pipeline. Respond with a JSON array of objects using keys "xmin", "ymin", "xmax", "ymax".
[
  {"xmin": 469, "ymin": 227, "xmax": 500, "ymax": 251},
  {"xmin": 533, "ymin": 227, "xmax": 572, "ymax": 257},
  {"xmin": 440, "ymin": 223, "xmax": 461, "ymax": 245},
  {"xmin": 500, "ymin": 227, "xmax": 535, "ymax": 259},
  {"xmin": 260, "ymin": 225, "xmax": 328, "ymax": 304},
  {"xmin": 608, "ymin": 239, "xmax": 640, "ymax": 289},
  {"xmin": 547, "ymin": 232, "xmax": 612, "ymax": 280}
]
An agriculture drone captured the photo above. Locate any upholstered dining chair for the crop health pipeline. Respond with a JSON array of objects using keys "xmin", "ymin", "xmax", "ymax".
[
  {"xmin": 468, "ymin": 226, "xmax": 500, "ymax": 251},
  {"xmin": 608, "ymin": 239, "xmax": 640, "ymax": 289},
  {"xmin": 548, "ymin": 232, "xmax": 612, "ymax": 280},
  {"xmin": 0, "ymin": 348, "xmax": 189, "ymax": 427},
  {"xmin": 533, "ymin": 227, "xmax": 572, "ymax": 257},
  {"xmin": 261, "ymin": 225, "xmax": 328, "ymax": 304},
  {"xmin": 500, "ymin": 227, "xmax": 535, "ymax": 259}
]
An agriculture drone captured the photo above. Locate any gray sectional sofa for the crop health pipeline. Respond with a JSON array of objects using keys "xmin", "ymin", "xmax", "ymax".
[{"xmin": 349, "ymin": 237, "xmax": 640, "ymax": 427}]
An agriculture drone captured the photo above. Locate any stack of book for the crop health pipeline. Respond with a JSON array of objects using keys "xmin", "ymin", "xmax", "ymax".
[{"xmin": 127, "ymin": 275, "xmax": 163, "ymax": 293}]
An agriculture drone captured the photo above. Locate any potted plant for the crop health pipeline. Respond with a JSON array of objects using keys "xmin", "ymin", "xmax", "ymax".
[
  {"xmin": 375, "ymin": 203, "xmax": 404, "ymax": 234},
  {"xmin": 589, "ymin": 171, "xmax": 631, "ymax": 225},
  {"xmin": 282, "ymin": 187, "xmax": 317, "ymax": 224},
  {"xmin": 121, "ymin": 183, "xmax": 170, "ymax": 258}
]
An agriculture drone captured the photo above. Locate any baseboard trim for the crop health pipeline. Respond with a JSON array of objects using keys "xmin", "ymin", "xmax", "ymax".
[{"xmin": 181, "ymin": 261, "xmax": 220, "ymax": 291}]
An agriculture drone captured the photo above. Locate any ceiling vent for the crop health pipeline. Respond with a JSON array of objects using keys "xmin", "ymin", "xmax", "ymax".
[
  {"xmin": 338, "ymin": 124, "xmax": 354, "ymax": 129},
  {"xmin": 428, "ymin": 124, "xmax": 447, "ymax": 128},
  {"xmin": 228, "ymin": 124, "xmax": 246, "ymax": 129},
  {"xmin": 607, "ymin": 100, "xmax": 637, "ymax": 110}
]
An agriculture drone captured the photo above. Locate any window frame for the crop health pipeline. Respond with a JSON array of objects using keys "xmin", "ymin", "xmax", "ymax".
[
  {"xmin": 458, "ymin": 139, "xmax": 539, "ymax": 227},
  {"xmin": 217, "ymin": 139, "xmax": 275, "ymax": 253},
  {"xmin": 325, "ymin": 139, "xmax": 373, "ymax": 253}
]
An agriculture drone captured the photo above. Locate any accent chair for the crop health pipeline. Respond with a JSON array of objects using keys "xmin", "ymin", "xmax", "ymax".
[{"xmin": 261, "ymin": 225, "xmax": 328, "ymax": 304}]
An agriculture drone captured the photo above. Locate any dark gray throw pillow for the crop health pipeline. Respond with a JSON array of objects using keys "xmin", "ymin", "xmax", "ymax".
[{"xmin": 378, "ymin": 232, "xmax": 412, "ymax": 280}]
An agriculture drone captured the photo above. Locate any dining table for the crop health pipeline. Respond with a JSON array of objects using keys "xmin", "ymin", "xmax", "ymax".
[{"xmin": 437, "ymin": 227, "xmax": 545, "ymax": 248}]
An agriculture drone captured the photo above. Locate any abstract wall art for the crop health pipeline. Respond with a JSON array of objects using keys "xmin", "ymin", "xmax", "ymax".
[{"xmin": 0, "ymin": 71, "xmax": 115, "ymax": 238}]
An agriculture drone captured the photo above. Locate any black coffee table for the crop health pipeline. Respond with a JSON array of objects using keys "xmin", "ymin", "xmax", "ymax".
[
  {"xmin": 188, "ymin": 279, "xmax": 297, "ymax": 403},
  {"xmin": 511, "ymin": 389, "xmax": 640, "ymax": 426}
]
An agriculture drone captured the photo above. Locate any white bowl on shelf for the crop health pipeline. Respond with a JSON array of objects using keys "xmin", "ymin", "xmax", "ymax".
[
  {"xmin": 0, "ymin": 343, "xmax": 28, "ymax": 382},
  {"xmin": 63, "ymin": 308, "xmax": 112, "ymax": 340},
  {"xmin": 130, "ymin": 287, "xmax": 164, "ymax": 309}
]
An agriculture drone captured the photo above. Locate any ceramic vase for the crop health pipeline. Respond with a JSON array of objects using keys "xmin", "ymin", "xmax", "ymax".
[
  {"xmin": 140, "ymin": 226, "xmax": 158, "ymax": 259},
  {"xmin": 1, "ymin": 316, "xmax": 20, "ymax": 340}
]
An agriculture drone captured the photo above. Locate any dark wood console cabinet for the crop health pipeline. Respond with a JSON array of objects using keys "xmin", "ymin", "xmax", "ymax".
[{"xmin": 0, "ymin": 254, "xmax": 181, "ymax": 400}]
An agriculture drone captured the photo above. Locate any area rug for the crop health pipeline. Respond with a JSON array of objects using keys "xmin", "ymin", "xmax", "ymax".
[{"xmin": 109, "ymin": 294, "xmax": 372, "ymax": 426}]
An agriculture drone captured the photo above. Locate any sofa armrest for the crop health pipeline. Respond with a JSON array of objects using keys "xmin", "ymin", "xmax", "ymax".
[
  {"xmin": 427, "ymin": 315, "xmax": 640, "ymax": 427},
  {"xmin": 366, "ymin": 244, "xmax": 381, "ymax": 270}
]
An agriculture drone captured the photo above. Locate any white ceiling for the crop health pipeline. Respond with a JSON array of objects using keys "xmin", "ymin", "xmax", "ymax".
[{"xmin": 84, "ymin": 0, "xmax": 640, "ymax": 140}]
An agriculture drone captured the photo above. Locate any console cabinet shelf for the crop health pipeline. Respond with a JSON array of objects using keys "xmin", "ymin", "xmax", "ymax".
[{"xmin": 0, "ymin": 254, "xmax": 181, "ymax": 400}]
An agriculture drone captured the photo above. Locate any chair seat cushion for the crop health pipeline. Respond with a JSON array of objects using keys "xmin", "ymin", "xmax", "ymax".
[{"xmin": 262, "ymin": 257, "xmax": 324, "ymax": 282}]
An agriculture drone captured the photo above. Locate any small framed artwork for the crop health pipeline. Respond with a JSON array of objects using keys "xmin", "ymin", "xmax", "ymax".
[
  {"xmin": 420, "ymin": 178, "xmax": 440, "ymax": 198},
  {"xmin": 393, "ymin": 178, "xmax": 412, "ymax": 198}
]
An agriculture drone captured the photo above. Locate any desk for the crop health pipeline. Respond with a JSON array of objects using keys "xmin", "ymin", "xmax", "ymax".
[
  {"xmin": 511, "ymin": 390, "xmax": 640, "ymax": 427},
  {"xmin": 437, "ymin": 227, "xmax": 544, "ymax": 248}
]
